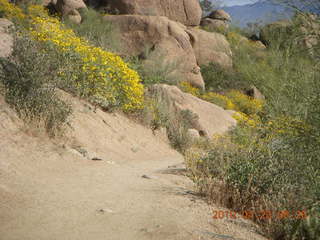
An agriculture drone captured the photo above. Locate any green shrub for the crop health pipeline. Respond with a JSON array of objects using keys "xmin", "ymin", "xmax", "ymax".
[
  {"xmin": 141, "ymin": 96, "xmax": 169, "ymax": 131},
  {"xmin": 186, "ymin": 117, "xmax": 320, "ymax": 239},
  {"xmin": 167, "ymin": 109, "xmax": 197, "ymax": 153},
  {"xmin": 64, "ymin": 8, "xmax": 120, "ymax": 52},
  {"xmin": 129, "ymin": 51, "xmax": 181, "ymax": 86},
  {"xmin": 0, "ymin": 33, "xmax": 72, "ymax": 136},
  {"xmin": 142, "ymin": 92, "xmax": 196, "ymax": 153},
  {"xmin": 201, "ymin": 63, "xmax": 250, "ymax": 92},
  {"xmin": 225, "ymin": 90, "xmax": 264, "ymax": 115}
]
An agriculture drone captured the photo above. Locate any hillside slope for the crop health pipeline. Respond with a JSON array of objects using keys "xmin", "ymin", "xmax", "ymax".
[{"xmin": 0, "ymin": 93, "xmax": 266, "ymax": 240}]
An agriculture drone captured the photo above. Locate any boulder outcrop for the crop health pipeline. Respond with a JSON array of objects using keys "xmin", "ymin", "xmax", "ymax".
[
  {"xmin": 104, "ymin": 15, "xmax": 205, "ymax": 89},
  {"xmin": 187, "ymin": 28, "xmax": 233, "ymax": 68},
  {"xmin": 55, "ymin": 0, "xmax": 87, "ymax": 24},
  {"xmin": 201, "ymin": 9, "xmax": 231, "ymax": 32},
  {"xmin": 200, "ymin": 18, "xmax": 229, "ymax": 32},
  {"xmin": 102, "ymin": 0, "xmax": 202, "ymax": 26},
  {"xmin": 208, "ymin": 10, "xmax": 231, "ymax": 22}
]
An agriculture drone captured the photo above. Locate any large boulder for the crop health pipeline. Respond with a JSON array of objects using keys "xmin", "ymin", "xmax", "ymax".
[
  {"xmin": 148, "ymin": 84, "xmax": 237, "ymax": 137},
  {"xmin": 200, "ymin": 18, "xmax": 229, "ymax": 32},
  {"xmin": 245, "ymin": 85, "xmax": 265, "ymax": 101},
  {"xmin": 187, "ymin": 28, "xmax": 232, "ymax": 68},
  {"xmin": 102, "ymin": 0, "xmax": 202, "ymax": 26},
  {"xmin": 104, "ymin": 15, "xmax": 205, "ymax": 89},
  {"xmin": 55, "ymin": 0, "xmax": 87, "ymax": 23},
  {"xmin": 207, "ymin": 10, "xmax": 231, "ymax": 22},
  {"xmin": 202, "ymin": 9, "xmax": 231, "ymax": 33},
  {"xmin": 0, "ymin": 19, "xmax": 14, "ymax": 58}
]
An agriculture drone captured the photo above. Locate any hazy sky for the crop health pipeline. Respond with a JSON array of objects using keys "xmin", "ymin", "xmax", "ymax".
[{"xmin": 217, "ymin": 0, "xmax": 259, "ymax": 6}]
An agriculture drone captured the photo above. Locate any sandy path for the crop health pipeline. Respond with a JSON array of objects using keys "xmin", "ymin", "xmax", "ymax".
[{"xmin": 0, "ymin": 95, "xmax": 267, "ymax": 240}]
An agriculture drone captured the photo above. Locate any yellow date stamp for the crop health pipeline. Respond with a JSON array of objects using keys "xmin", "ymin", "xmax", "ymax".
[{"xmin": 212, "ymin": 210, "xmax": 308, "ymax": 220}]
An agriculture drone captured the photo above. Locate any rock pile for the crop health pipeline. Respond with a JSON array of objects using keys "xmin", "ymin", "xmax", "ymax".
[{"xmin": 42, "ymin": 0, "xmax": 234, "ymax": 89}]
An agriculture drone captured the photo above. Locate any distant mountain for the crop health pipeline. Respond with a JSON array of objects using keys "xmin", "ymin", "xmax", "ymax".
[
  {"xmin": 221, "ymin": 0, "xmax": 293, "ymax": 28},
  {"xmin": 218, "ymin": 0, "xmax": 319, "ymax": 28}
]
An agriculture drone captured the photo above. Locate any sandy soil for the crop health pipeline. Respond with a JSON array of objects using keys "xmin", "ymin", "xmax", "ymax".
[{"xmin": 0, "ymin": 94, "xmax": 267, "ymax": 240}]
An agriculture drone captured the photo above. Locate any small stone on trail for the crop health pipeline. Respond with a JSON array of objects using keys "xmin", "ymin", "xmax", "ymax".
[
  {"xmin": 141, "ymin": 174, "xmax": 158, "ymax": 180},
  {"xmin": 97, "ymin": 208, "xmax": 113, "ymax": 214},
  {"xmin": 141, "ymin": 174, "xmax": 151, "ymax": 179}
]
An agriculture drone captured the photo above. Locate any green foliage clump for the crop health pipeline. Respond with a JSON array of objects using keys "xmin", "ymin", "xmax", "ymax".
[
  {"xmin": 167, "ymin": 109, "xmax": 198, "ymax": 154},
  {"xmin": 64, "ymin": 8, "xmax": 120, "ymax": 52},
  {"xmin": 142, "ymin": 91, "xmax": 197, "ymax": 154},
  {"xmin": 201, "ymin": 63, "xmax": 250, "ymax": 92},
  {"xmin": 0, "ymin": 33, "xmax": 72, "ymax": 136},
  {"xmin": 129, "ymin": 51, "xmax": 181, "ymax": 86},
  {"xmin": 186, "ymin": 113, "xmax": 320, "ymax": 239}
]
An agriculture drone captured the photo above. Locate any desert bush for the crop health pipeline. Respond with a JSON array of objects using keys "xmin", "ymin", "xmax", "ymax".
[
  {"xmin": 129, "ymin": 51, "xmax": 182, "ymax": 86},
  {"xmin": 0, "ymin": 0, "xmax": 25, "ymax": 22},
  {"xmin": 141, "ymin": 96, "xmax": 169, "ymax": 131},
  {"xmin": 232, "ymin": 37, "xmax": 318, "ymax": 119},
  {"xmin": 201, "ymin": 92, "xmax": 235, "ymax": 110},
  {"xmin": 167, "ymin": 109, "xmax": 197, "ymax": 153},
  {"xmin": 142, "ymin": 90, "xmax": 197, "ymax": 153},
  {"xmin": 226, "ymin": 90, "xmax": 264, "ymax": 115},
  {"xmin": 64, "ymin": 8, "xmax": 120, "ymax": 52},
  {"xmin": 0, "ymin": 33, "xmax": 72, "ymax": 136},
  {"xmin": 201, "ymin": 62, "xmax": 250, "ymax": 92},
  {"xmin": 178, "ymin": 82, "xmax": 261, "ymax": 116},
  {"xmin": 179, "ymin": 81, "xmax": 201, "ymax": 97},
  {"xmin": 0, "ymin": 1, "xmax": 144, "ymax": 111},
  {"xmin": 186, "ymin": 114, "xmax": 320, "ymax": 239}
]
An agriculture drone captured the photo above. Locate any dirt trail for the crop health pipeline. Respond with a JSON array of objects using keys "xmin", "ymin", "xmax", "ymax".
[{"xmin": 0, "ymin": 94, "xmax": 267, "ymax": 240}]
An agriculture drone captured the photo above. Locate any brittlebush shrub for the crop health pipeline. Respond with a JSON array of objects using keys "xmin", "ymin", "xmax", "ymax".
[
  {"xmin": 226, "ymin": 90, "xmax": 264, "ymax": 115},
  {"xmin": 0, "ymin": 1, "xmax": 144, "ymax": 111},
  {"xmin": 179, "ymin": 81, "xmax": 201, "ymax": 97},
  {"xmin": 179, "ymin": 82, "xmax": 263, "ymax": 116},
  {"xmin": 201, "ymin": 92, "xmax": 235, "ymax": 110},
  {"xmin": 0, "ymin": 33, "xmax": 72, "ymax": 136}
]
